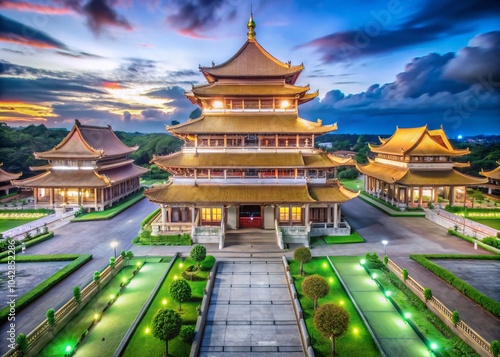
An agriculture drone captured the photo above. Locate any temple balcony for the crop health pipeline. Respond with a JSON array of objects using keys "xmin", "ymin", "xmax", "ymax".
[
  {"xmin": 182, "ymin": 146, "xmax": 316, "ymax": 154},
  {"xmin": 172, "ymin": 177, "xmax": 318, "ymax": 185}
]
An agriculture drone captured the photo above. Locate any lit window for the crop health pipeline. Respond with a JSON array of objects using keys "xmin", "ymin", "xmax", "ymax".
[
  {"xmin": 279, "ymin": 207, "xmax": 289, "ymax": 221},
  {"xmin": 201, "ymin": 208, "xmax": 222, "ymax": 222},
  {"xmin": 291, "ymin": 207, "xmax": 301, "ymax": 221},
  {"xmin": 280, "ymin": 100, "xmax": 290, "ymax": 108},
  {"xmin": 212, "ymin": 100, "xmax": 223, "ymax": 109}
]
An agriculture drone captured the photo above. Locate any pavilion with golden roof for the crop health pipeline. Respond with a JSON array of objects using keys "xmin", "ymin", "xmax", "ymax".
[
  {"xmin": 144, "ymin": 15, "xmax": 358, "ymax": 247},
  {"xmin": 13, "ymin": 120, "xmax": 148, "ymax": 211},
  {"xmin": 0, "ymin": 163, "xmax": 21, "ymax": 196},
  {"xmin": 480, "ymin": 161, "xmax": 500, "ymax": 194},
  {"xmin": 356, "ymin": 125, "xmax": 487, "ymax": 207}
]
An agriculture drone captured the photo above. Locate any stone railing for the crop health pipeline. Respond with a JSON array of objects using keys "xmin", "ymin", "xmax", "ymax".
[
  {"xmin": 282, "ymin": 256, "xmax": 315, "ymax": 357},
  {"xmin": 193, "ymin": 226, "xmax": 220, "ymax": 244},
  {"xmin": 275, "ymin": 220, "xmax": 284, "ymax": 249},
  {"xmin": 309, "ymin": 222, "xmax": 351, "ymax": 237},
  {"xmin": 2, "ymin": 210, "xmax": 75, "ymax": 240},
  {"xmin": 426, "ymin": 209, "xmax": 498, "ymax": 239},
  {"xmin": 280, "ymin": 225, "xmax": 308, "ymax": 246},
  {"xmin": 5, "ymin": 256, "xmax": 124, "ymax": 357},
  {"xmin": 387, "ymin": 259, "xmax": 493, "ymax": 357},
  {"xmin": 219, "ymin": 221, "xmax": 225, "ymax": 249}
]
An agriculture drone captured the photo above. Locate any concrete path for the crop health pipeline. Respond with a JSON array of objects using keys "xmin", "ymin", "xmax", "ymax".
[
  {"xmin": 199, "ymin": 260, "xmax": 303, "ymax": 356},
  {"xmin": 331, "ymin": 256, "xmax": 429, "ymax": 357}
]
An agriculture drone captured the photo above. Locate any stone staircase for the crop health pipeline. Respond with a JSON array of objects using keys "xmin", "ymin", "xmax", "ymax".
[{"xmin": 210, "ymin": 229, "xmax": 284, "ymax": 258}]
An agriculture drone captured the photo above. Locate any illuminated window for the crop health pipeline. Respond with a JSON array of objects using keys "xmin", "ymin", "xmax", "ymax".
[
  {"xmin": 201, "ymin": 208, "xmax": 222, "ymax": 222},
  {"xmin": 280, "ymin": 100, "xmax": 290, "ymax": 108},
  {"xmin": 291, "ymin": 207, "xmax": 301, "ymax": 221},
  {"xmin": 279, "ymin": 207, "xmax": 289, "ymax": 221},
  {"xmin": 212, "ymin": 100, "xmax": 223, "ymax": 109}
]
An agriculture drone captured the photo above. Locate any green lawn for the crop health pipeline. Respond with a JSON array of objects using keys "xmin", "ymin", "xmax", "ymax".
[
  {"xmin": 290, "ymin": 257, "xmax": 381, "ymax": 357},
  {"xmin": 468, "ymin": 218, "xmax": 500, "ymax": 230},
  {"xmin": 71, "ymin": 191, "xmax": 144, "ymax": 221},
  {"xmin": 340, "ymin": 178, "xmax": 364, "ymax": 191},
  {"xmin": 140, "ymin": 178, "xmax": 165, "ymax": 186},
  {"xmin": 123, "ymin": 256, "xmax": 214, "ymax": 357},
  {"xmin": 0, "ymin": 219, "xmax": 35, "ymax": 232},
  {"xmin": 324, "ymin": 232, "xmax": 365, "ymax": 244}
]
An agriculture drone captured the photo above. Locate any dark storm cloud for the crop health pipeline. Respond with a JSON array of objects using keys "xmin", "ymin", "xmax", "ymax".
[
  {"xmin": 166, "ymin": 0, "xmax": 238, "ymax": 38},
  {"xmin": 299, "ymin": 0, "xmax": 500, "ymax": 64},
  {"xmin": 0, "ymin": 14, "xmax": 68, "ymax": 49}
]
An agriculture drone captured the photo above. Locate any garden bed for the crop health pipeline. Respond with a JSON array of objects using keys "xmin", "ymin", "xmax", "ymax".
[
  {"xmin": 324, "ymin": 232, "xmax": 365, "ymax": 244},
  {"xmin": 290, "ymin": 257, "xmax": 381, "ymax": 357},
  {"xmin": 71, "ymin": 191, "xmax": 144, "ymax": 222}
]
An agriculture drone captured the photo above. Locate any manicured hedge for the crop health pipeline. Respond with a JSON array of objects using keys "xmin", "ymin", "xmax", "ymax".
[
  {"xmin": 0, "ymin": 254, "xmax": 81, "ymax": 263},
  {"xmin": 141, "ymin": 208, "xmax": 160, "ymax": 227},
  {"xmin": 0, "ymin": 232, "xmax": 54, "ymax": 259},
  {"xmin": 71, "ymin": 191, "xmax": 144, "ymax": 222},
  {"xmin": 0, "ymin": 254, "xmax": 92, "ymax": 322},
  {"xmin": 482, "ymin": 237, "xmax": 500, "ymax": 249},
  {"xmin": 447, "ymin": 229, "xmax": 500, "ymax": 254},
  {"xmin": 409, "ymin": 254, "xmax": 500, "ymax": 317}
]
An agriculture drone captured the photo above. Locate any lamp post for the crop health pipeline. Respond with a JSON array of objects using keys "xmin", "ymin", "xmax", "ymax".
[
  {"xmin": 382, "ymin": 240, "xmax": 388, "ymax": 256},
  {"xmin": 111, "ymin": 241, "xmax": 118, "ymax": 258}
]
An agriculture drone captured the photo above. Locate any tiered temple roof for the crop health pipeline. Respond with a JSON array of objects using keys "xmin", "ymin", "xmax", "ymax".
[
  {"xmin": 480, "ymin": 161, "xmax": 500, "ymax": 180},
  {"xmin": 0, "ymin": 163, "xmax": 21, "ymax": 193}
]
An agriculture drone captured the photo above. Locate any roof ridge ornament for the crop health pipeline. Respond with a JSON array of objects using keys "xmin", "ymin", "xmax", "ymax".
[{"xmin": 247, "ymin": 12, "xmax": 256, "ymax": 39}]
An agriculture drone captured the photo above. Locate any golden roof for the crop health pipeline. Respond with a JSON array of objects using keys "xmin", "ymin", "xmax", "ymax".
[
  {"xmin": 145, "ymin": 182, "xmax": 357, "ymax": 205},
  {"xmin": 100, "ymin": 164, "xmax": 149, "ymax": 183},
  {"xmin": 328, "ymin": 155, "xmax": 357, "ymax": 167},
  {"xmin": 36, "ymin": 120, "xmax": 138, "ymax": 159},
  {"xmin": 190, "ymin": 84, "xmax": 311, "ymax": 97},
  {"xmin": 168, "ymin": 114, "xmax": 337, "ymax": 135},
  {"xmin": 0, "ymin": 164, "xmax": 21, "ymax": 182},
  {"xmin": 199, "ymin": 39, "xmax": 303, "ymax": 83},
  {"xmin": 153, "ymin": 152, "xmax": 338, "ymax": 169},
  {"xmin": 357, "ymin": 161, "xmax": 488, "ymax": 186},
  {"xmin": 480, "ymin": 161, "xmax": 500, "ymax": 180},
  {"xmin": 369, "ymin": 126, "xmax": 469, "ymax": 157}
]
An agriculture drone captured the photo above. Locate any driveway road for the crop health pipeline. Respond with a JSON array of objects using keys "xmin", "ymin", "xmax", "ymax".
[{"xmin": 0, "ymin": 199, "xmax": 157, "ymax": 355}]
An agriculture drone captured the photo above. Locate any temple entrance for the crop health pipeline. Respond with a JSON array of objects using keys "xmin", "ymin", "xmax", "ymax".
[{"xmin": 239, "ymin": 205, "xmax": 261, "ymax": 228}]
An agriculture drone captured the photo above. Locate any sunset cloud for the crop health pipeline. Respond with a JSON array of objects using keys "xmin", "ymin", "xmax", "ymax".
[{"xmin": 0, "ymin": 1, "xmax": 73, "ymax": 15}]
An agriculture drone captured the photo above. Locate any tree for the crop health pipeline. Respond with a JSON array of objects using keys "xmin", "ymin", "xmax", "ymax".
[
  {"xmin": 46, "ymin": 308, "xmax": 55, "ymax": 327},
  {"xmin": 152, "ymin": 309, "xmax": 182, "ymax": 357},
  {"xmin": 294, "ymin": 247, "xmax": 311, "ymax": 276},
  {"xmin": 93, "ymin": 271, "xmax": 101, "ymax": 290},
  {"xmin": 125, "ymin": 251, "xmax": 134, "ymax": 265},
  {"xmin": 109, "ymin": 257, "xmax": 116, "ymax": 270},
  {"xmin": 314, "ymin": 303, "xmax": 349, "ymax": 357},
  {"xmin": 383, "ymin": 255, "xmax": 388, "ymax": 265},
  {"xmin": 424, "ymin": 288, "xmax": 433, "ymax": 304},
  {"xmin": 402, "ymin": 269, "xmax": 408, "ymax": 282},
  {"xmin": 73, "ymin": 286, "xmax": 81, "ymax": 303},
  {"xmin": 190, "ymin": 244, "xmax": 206, "ymax": 269},
  {"xmin": 16, "ymin": 333, "xmax": 28, "ymax": 354},
  {"xmin": 467, "ymin": 189, "xmax": 485, "ymax": 208},
  {"xmin": 452, "ymin": 310, "xmax": 460, "ymax": 326},
  {"xmin": 170, "ymin": 279, "xmax": 192, "ymax": 311},
  {"xmin": 491, "ymin": 340, "xmax": 500, "ymax": 357},
  {"xmin": 180, "ymin": 325, "xmax": 195, "ymax": 343},
  {"xmin": 302, "ymin": 275, "xmax": 330, "ymax": 310}
]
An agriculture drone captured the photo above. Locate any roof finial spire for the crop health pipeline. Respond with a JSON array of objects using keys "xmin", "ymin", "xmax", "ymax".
[{"xmin": 247, "ymin": 8, "xmax": 256, "ymax": 40}]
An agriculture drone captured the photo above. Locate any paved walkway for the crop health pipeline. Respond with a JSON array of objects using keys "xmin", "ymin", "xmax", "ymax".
[
  {"xmin": 200, "ymin": 260, "xmax": 303, "ymax": 356},
  {"xmin": 358, "ymin": 194, "xmax": 425, "ymax": 217},
  {"xmin": 331, "ymin": 256, "xmax": 428, "ymax": 357}
]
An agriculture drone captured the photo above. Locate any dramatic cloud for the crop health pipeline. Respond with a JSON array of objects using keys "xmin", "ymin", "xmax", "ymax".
[
  {"xmin": 0, "ymin": 1, "xmax": 73, "ymax": 14},
  {"xmin": 166, "ymin": 0, "xmax": 238, "ymax": 38},
  {"xmin": 299, "ymin": 0, "xmax": 500, "ymax": 64}
]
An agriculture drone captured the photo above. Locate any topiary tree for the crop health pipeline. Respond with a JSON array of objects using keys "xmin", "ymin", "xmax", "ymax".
[
  {"xmin": 93, "ymin": 271, "xmax": 101, "ymax": 290},
  {"xmin": 170, "ymin": 279, "xmax": 192, "ymax": 311},
  {"xmin": 152, "ymin": 309, "xmax": 182, "ymax": 357},
  {"xmin": 180, "ymin": 325, "xmax": 196, "ymax": 343},
  {"xmin": 190, "ymin": 244, "xmax": 207, "ymax": 269},
  {"xmin": 383, "ymin": 255, "xmax": 388, "ymax": 265},
  {"xmin": 125, "ymin": 251, "xmax": 134, "ymax": 265},
  {"xmin": 452, "ymin": 310, "xmax": 460, "ymax": 326},
  {"xmin": 314, "ymin": 303, "xmax": 349, "ymax": 357},
  {"xmin": 16, "ymin": 333, "xmax": 28, "ymax": 354},
  {"xmin": 294, "ymin": 247, "xmax": 311, "ymax": 276},
  {"xmin": 491, "ymin": 340, "xmax": 500, "ymax": 357},
  {"xmin": 424, "ymin": 288, "xmax": 433, "ymax": 305},
  {"xmin": 73, "ymin": 286, "xmax": 81, "ymax": 304},
  {"xmin": 302, "ymin": 274, "xmax": 329, "ymax": 310},
  {"xmin": 402, "ymin": 269, "xmax": 408, "ymax": 282},
  {"xmin": 46, "ymin": 308, "xmax": 55, "ymax": 327},
  {"xmin": 109, "ymin": 257, "xmax": 116, "ymax": 270}
]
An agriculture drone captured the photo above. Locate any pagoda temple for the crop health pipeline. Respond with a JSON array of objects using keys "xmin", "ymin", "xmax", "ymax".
[
  {"xmin": 0, "ymin": 163, "xmax": 21, "ymax": 196},
  {"xmin": 356, "ymin": 126, "xmax": 487, "ymax": 207},
  {"xmin": 480, "ymin": 161, "xmax": 500, "ymax": 194},
  {"xmin": 144, "ymin": 15, "xmax": 358, "ymax": 248},
  {"xmin": 13, "ymin": 120, "xmax": 148, "ymax": 211}
]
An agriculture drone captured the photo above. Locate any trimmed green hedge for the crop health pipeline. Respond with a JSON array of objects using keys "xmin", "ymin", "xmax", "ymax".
[
  {"xmin": 409, "ymin": 254, "xmax": 500, "ymax": 317},
  {"xmin": 71, "ymin": 191, "xmax": 144, "ymax": 221},
  {"xmin": 0, "ymin": 254, "xmax": 81, "ymax": 263},
  {"xmin": 141, "ymin": 208, "xmax": 160, "ymax": 227},
  {"xmin": 0, "ymin": 254, "xmax": 92, "ymax": 322},
  {"xmin": 447, "ymin": 229, "xmax": 500, "ymax": 254},
  {"xmin": 0, "ymin": 232, "xmax": 54, "ymax": 259},
  {"xmin": 0, "ymin": 208, "xmax": 54, "ymax": 215}
]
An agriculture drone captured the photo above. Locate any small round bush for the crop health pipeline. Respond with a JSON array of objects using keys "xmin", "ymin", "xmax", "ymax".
[{"xmin": 180, "ymin": 325, "xmax": 195, "ymax": 343}]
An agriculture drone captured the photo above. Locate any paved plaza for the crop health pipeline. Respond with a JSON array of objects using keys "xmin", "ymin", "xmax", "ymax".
[{"xmin": 200, "ymin": 260, "xmax": 303, "ymax": 356}]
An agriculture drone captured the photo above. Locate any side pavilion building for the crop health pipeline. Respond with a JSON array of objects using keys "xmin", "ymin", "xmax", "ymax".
[
  {"xmin": 13, "ymin": 120, "xmax": 148, "ymax": 211},
  {"xmin": 144, "ymin": 15, "xmax": 358, "ymax": 247},
  {"xmin": 357, "ymin": 126, "xmax": 487, "ymax": 207},
  {"xmin": 480, "ymin": 161, "xmax": 500, "ymax": 195},
  {"xmin": 0, "ymin": 164, "xmax": 21, "ymax": 196}
]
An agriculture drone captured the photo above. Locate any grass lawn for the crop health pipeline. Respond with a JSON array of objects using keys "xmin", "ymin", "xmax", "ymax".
[
  {"xmin": 468, "ymin": 218, "xmax": 500, "ymax": 230},
  {"xmin": 340, "ymin": 178, "xmax": 364, "ymax": 191},
  {"xmin": 123, "ymin": 256, "xmax": 214, "ymax": 357},
  {"xmin": 0, "ymin": 219, "xmax": 35, "ymax": 232},
  {"xmin": 72, "ymin": 191, "xmax": 144, "ymax": 222},
  {"xmin": 290, "ymin": 257, "xmax": 381, "ymax": 357},
  {"xmin": 324, "ymin": 232, "xmax": 365, "ymax": 244},
  {"xmin": 140, "ymin": 178, "xmax": 165, "ymax": 186}
]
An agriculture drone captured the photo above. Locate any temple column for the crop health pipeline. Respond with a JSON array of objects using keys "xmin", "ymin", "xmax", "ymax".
[
  {"xmin": 433, "ymin": 187, "xmax": 439, "ymax": 204},
  {"xmin": 333, "ymin": 203, "xmax": 339, "ymax": 228},
  {"xmin": 409, "ymin": 187, "xmax": 414, "ymax": 206},
  {"xmin": 418, "ymin": 187, "xmax": 423, "ymax": 206},
  {"xmin": 296, "ymin": 134, "xmax": 300, "ymax": 148},
  {"xmin": 275, "ymin": 205, "xmax": 279, "ymax": 224},
  {"xmin": 261, "ymin": 205, "xmax": 265, "ymax": 229},
  {"xmin": 391, "ymin": 184, "xmax": 395, "ymax": 205},
  {"xmin": 288, "ymin": 205, "xmax": 292, "ymax": 226},
  {"xmin": 488, "ymin": 187, "xmax": 492, "ymax": 194},
  {"xmin": 275, "ymin": 134, "xmax": 279, "ymax": 148},
  {"xmin": 33, "ymin": 188, "xmax": 38, "ymax": 208},
  {"xmin": 224, "ymin": 169, "xmax": 227, "ymax": 179},
  {"xmin": 221, "ymin": 205, "xmax": 225, "ymax": 225},
  {"xmin": 385, "ymin": 183, "xmax": 389, "ymax": 202},
  {"xmin": 224, "ymin": 135, "xmax": 227, "ymax": 148},
  {"xmin": 77, "ymin": 188, "xmax": 82, "ymax": 206},
  {"xmin": 294, "ymin": 168, "xmax": 298, "ymax": 179},
  {"xmin": 161, "ymin": 205, "xmax": 167, "ymax": 224},
  {"xmin": 94, "ymin": 188, "xmax": 98, "ymax": 211},
  {"xmin": 449, "ymin": 187, "xmax": 455, "ymax": 206},
  {"xmin": 327, "ymin": 204, "xmax": 331, "ymax": 223},
  {"xmin": 275, "ymin": 169, "xmax": 278, "ymax": 179},
  {"xmin": 191, "ymin": 206, "xmax": 196, "ymax": 226},
  {"xmin": 236, "ymin": 205, "xmax": 240, "ymax": 228},
  {"xmin": 49, "ymin": 188, "xmax": 54, "ymax": 207},
  {"xmin": 305, "ymin": 204, "xmax": 310, "ymax": 225},
  {"xmin": 334, "ymin": 167, "xmax": 338, "ymax": 178}
]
